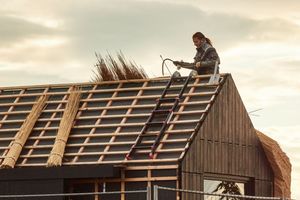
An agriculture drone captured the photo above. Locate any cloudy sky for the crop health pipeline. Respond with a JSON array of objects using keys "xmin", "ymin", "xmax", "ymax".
[{"xmin": 1, "ymin": 0, "xmax": 299, "ymax": 198}]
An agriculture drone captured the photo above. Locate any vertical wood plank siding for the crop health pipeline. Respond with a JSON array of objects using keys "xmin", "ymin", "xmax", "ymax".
[{"xmin": 181, "ymin": 75, "xmax": 273, "ymax": 198}]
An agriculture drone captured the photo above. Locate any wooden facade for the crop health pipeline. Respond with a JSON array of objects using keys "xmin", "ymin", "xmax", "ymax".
[
  {"xmin": 181, "ymin": 75, "xmax": 273, "ymax": 199},
  {"xmin": 0, "ymin": 74, "xmax": 275, "ymax": 199}
]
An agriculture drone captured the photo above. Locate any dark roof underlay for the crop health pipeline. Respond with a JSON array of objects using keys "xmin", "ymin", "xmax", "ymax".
[{"xmin": 0, "ymin": 74, "xmax": 226, "ymax": 167}]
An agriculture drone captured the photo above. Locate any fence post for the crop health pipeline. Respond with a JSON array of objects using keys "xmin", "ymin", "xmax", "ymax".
[
  {"xmin": 147, "ymin": 186, "xmax": 152, "ymax": 200},
  {"xmin": 153, "ymin": 185, "xmax": 158, "ymax": 200}
]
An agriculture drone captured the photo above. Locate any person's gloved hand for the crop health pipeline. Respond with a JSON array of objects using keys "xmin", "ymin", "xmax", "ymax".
[
  {"xmin": 173, "ymin": 61, "xmax": 181, "ymax": 66},
  {"xmin": 196, "ymin": 62, "xmax": 201, "ymax": 68}
]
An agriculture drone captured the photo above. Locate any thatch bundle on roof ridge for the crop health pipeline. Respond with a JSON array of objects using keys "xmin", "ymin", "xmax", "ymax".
[
  {"xmin": 92, "ymin": 52, "xmax": 148, "ymax": 82},
  {"xmin": 0, "ymin": 95, "xmax": 48, "ymax": 168},
  {"xmin": 47, "ymin": 87, "xmax": 81, "ymax": 167}
]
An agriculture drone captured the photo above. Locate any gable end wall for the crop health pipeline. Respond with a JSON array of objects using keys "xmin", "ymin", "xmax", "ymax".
[{"xmin": 181, "ymin": 75, "xmax": 273, "ymax": 197}]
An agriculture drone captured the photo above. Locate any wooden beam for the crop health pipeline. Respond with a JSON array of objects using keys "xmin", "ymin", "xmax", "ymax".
[
  {"xmin": 125, "ymin": 165, "xmax": 178, "ymax": 170},
  {"xmin": 0, "ymin": 129, "xmax": 195, "ymax": 143},
  {"xmin": 0, "ymin": 110, "xmax": 207, "ymax": 124},
  {"xmin": 0, "ymin": 90, "xmax": 216, "ymax": 102},
  {"xmin": 0, "ymin": 74, "xmax": 220, "ymax": 91},
  {"xmin": 0, "ymin": 100, "xmax": 212, "ymax": 116},
  {"xmin": 15, "ymin": 157, "xmax": 179, "ymax": 166}
]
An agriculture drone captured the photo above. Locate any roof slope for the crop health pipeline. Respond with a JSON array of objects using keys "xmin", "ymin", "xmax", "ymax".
[{"xmin": 0, "ymin": 74, "xmax": 226, "ymax": 167}]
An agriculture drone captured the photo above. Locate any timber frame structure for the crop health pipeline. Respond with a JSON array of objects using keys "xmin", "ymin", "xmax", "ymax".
[{"xmin": 0, "ymin": 74, "xmax": 289, "ymax": 199}]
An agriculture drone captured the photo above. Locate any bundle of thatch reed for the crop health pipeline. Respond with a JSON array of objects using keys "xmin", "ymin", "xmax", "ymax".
[
  {"xmin": 92, "ymin": 51, "xmax": 148, "ymax": 82},
  {"xmin": 47, "ymin": 87, "xmax": 81, "ymax": 167},
  {"xmin": 1, "ymin": 95, "xmax": 48, "ymax": 168}
]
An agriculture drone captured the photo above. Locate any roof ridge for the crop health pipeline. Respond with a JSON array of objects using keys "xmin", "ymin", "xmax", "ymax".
[{"xmin": 0, "ymin": 73, "xmax": 229, "ymax": 90}]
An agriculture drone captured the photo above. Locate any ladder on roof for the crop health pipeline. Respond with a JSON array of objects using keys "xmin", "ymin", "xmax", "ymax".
[{"xmin": 125, "ymin": 72, "xmax": 192, "ymax": 160}]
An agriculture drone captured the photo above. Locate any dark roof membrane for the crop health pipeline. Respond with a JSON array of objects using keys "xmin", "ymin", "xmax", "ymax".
[{"xmin": 0, "ymin": 74, "xmax": 226, "ymax": 167}]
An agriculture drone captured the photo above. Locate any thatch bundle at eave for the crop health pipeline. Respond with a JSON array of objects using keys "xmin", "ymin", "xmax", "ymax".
[
  {"xmin": 47, "ymin": 87, "xmax": 81, "ymax": 167},
  {"xmin": 92, "ymin": 52, "xmax": 148, "ymax": 82},
  {"xmin": 256, "ymin": 130, "xmax": 291, "ymax": 198},
  {"xmin": 1, "ymin": 95, "xmax": 48, "ymax": 168}
]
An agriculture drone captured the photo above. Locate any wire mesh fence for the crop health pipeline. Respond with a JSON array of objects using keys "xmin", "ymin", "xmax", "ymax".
[
  {"xmin": 0, "ymin": 187, "xmax": 151, "ymax": 200},
  {"xmin": 0, "ymin": 186, "xmax": 293, "ymax": 200},
  {"xmin": 153, "ymin": 186, "xmax": 293, "ymax": 200}
]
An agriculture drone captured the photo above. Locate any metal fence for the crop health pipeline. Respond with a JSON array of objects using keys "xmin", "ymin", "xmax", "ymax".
[
  {"xmin": 0, "ymin": 187, "xmax": 151, "ymax": 200},
  {"xmin": 153, "ymin": 186, "xmax": 293, "ymax": 200},
  {"xmin": 0, "ymin": 186, "xmax": 293, "ymax": 200}
]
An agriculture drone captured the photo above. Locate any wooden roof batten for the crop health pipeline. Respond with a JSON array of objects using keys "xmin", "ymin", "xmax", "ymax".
[{"xmin": 0, "ymin": 74, "xmax": 227, "ymax": 167}]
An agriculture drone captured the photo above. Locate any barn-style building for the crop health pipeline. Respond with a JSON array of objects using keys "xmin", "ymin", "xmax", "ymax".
[{"xmin": 0, "ymin": 73, "xmax": 290, "ymax": 199}]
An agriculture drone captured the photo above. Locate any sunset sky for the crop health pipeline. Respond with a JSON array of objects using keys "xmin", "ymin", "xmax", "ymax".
[{"xmin": 0, "ymin": 0, "xmax": 299, "ymax": 198}]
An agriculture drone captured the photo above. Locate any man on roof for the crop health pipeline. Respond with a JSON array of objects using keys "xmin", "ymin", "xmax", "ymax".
[{"xmin": 173, "ymin": 32, "xmax": 220, "ymax": 75}]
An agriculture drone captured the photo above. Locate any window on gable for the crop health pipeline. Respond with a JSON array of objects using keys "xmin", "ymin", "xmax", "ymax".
[{"xmin": 204, "ymin": 179, "xmax": 245, "ymax": 199}]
